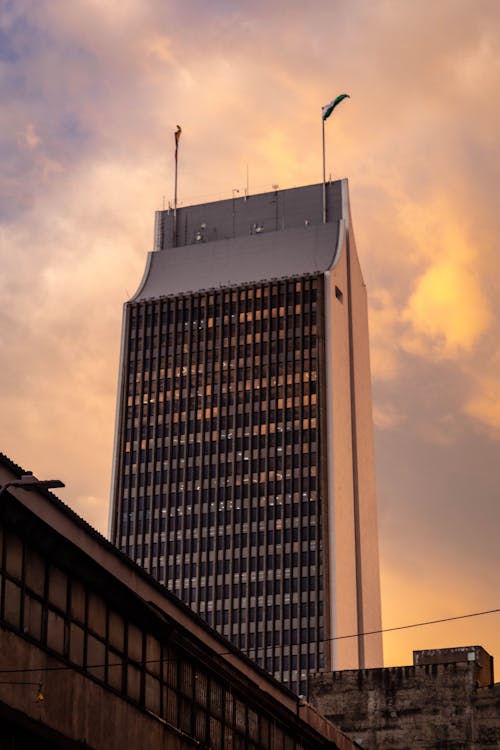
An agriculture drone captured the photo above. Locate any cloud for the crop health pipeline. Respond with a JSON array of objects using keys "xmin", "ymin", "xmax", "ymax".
[
  {"xmin": 403, "ymin": 257, "xmax": 491, "ymax": 357},
  {"xmin": 372, "ymin": 402, "xmax": 405, "ymax": 431},
  {"xmin": 464, "ymin": 353, "xmax": 500, "ymax": 432},
  {"xmin": 368, "ymin": 289, "xmax": 406, "ymax": 381},
  {"xmin": 21, "ymin": 123, "xmax": 41, "ymax": 149}
]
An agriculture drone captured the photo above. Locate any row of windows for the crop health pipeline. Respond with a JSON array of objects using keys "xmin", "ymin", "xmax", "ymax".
[
  {"xmin": 129, "ymin": 367, "xmax": 318, "ymax": 386},
  {"xmin": 125, "ymin": 497, "xmax": 317, "ymax": 516},
  {"xmin": 214, "ymin": 632, "xmax": 322, "ymax": 696},
  {"xmin": 119, "ymin": 501, "xmax": 319, "ymax": 537},
  {"xmin": 131, "ymin": 308, "xmax": 318, "ymax": 335},
  {"xmin": 131, "ymin": 351, "xmax": 318, "ymax": 377},
  {"xmin": 215, "ymin": 627, "xmax": 325, "ymax": 652},
  {"xmin": 123, "ymin": 424, "xmax": 317, "ymax": 445},
  {"xmin": 129, "ymin": 471, "xmax": 317, "ymax": 488},
  {"xmin": 127, "ymin": 467, "xmax": 318, "ymax": 488},
  {"xmin": 124, "ymin": 488, "xmax": 318, "ymax": 508},
  {"xmin": 132, "ymin": 325, "xmax": 318, "ymax": 351},
  {"xmin": 126, "ymin": 455, "xmax": 317, "ymax": 475},
  {"xmin": 131, "ymin": 355, "xmax": 318, "ymax": 377},
  {"xmin": 127, "ymin": 521, "xmax": 316, "ymax": 539},
  {"xmin": 127, "ymin": 448, "xmax": 316, "ymax": 469},
  {"xmin": 126, "ymin": 526, "xmax": 318, "ymax": 555},
  {"xmin": 128, "ymin": 397, "xmax": 317, "ymax": 415},
  {"xmin": 129, "ymin": 358, "xmax": 317, "ymax": 386},
  {"xmin": 124, "ymin": 529, "xmax": 319, "ymax": 563},
  {"xmin": 132, "ymin": 326, "xmax": 318, "ymax": 356},
  {"xmin": 132, "ymin": 302, "xmax": 318, "ymax": 331},
  {"xmin": 170, "ymin": 602, "xmax": 323, "ymax": 625},
  {"xmin": 131, "ymin": 288, "xmax": 318, "ymax": 318},
  {"xmin": 128, "ymin": 395, "xmax": 318, "ymax": 416},
  {"xmin": 134, "ymin": 556, "xmax": 317, "ymax": 581},
  {"xmin": 129, "ymin": 384, "xmax": 318, "ymax": 409},
  {"xmin": 130, "ymin": 285, "xmax": 319, "ymax": 327},
  {"xmin": 126, "ymin": 434, "xmax": 317, "ymax": 456},
  {"xmin": 132, "ymin": 311, "xmax": 319, "ymax": 333},
  {"xmin": 131, "ymin": 338, "xmax": 319, "ymax": 363}
]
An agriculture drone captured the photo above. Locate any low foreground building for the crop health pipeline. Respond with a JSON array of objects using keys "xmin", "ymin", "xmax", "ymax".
[
  {"xmin": 310, "ymin": 646, "xmax": 500, "ymax": 749},
  {"xmin": 0, "ymin": 452, "xmax": 355, "ymax": 750}
]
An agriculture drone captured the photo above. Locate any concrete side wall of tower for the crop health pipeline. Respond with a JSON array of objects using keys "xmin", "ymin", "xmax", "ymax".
[
  {"xmin": 324, "ymin": 235, "xmax": 360, "ymax": 671},
  {"xmin": 322, "ymin": 190, "xmax": 383, "ymax": 670},
  {"xmin": 346, "ymin": 218, "xmax": 383, "ymax": 668}
]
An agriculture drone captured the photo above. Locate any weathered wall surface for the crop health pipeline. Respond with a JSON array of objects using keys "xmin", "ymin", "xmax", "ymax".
[
  {"xmin": 0, "ymin": 629, "xmax": 183, "ymax": 750},
  {"xmin": 475, "ymin": 685, "xmax": 500, "ymax": 748},
  {"xmin": 310, "ymin": 664, "xmax": 500, "ymax": 749}
]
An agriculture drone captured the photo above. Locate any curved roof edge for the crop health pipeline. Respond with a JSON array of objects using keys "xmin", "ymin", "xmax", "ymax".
[
  {"xmin": 327, "ymin": 178, "xmax": 350, "ymax": 272},
  {"xmin": 130, "ymin": 179, "xmax": 351, "ymax": 302},
  {"xmin": 130, "ymin": 250, "xmax": 154, "ymax": 302}
]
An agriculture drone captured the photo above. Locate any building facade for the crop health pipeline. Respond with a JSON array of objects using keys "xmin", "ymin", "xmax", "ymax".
[
  {"xmin": 0, "ymin": 451, "xmax": 356, "ymax": 750},
  {"xmin": 110, "ymin": 181, "xmax": 383, "ymax": 694}
]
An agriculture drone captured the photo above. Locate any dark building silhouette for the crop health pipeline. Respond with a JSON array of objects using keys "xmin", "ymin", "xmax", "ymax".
[{"xmin": 110, "ymin": 180, "xmax": 383, "ymax": 694}]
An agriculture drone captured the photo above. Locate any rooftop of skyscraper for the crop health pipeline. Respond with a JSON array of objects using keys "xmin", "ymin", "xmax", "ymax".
[{"xmin": 135, "ymin": 181, "xmax": 348, "ymax": 300}]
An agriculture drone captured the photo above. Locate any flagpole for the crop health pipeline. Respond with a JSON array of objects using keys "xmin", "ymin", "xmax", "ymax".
[
  {"xmin": 322, "ymin": 115, "xmax": 326, "ymax": 224},
  {"xmin": 174, "ymin": 125, "xmax": 181, "ymax": 247},
  {"xmin": 321, "ymin": 94, "xmax": 349, "ymax": 225}
]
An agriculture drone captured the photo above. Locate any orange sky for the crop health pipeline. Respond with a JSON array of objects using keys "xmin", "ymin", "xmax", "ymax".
[{"xmin": 1, "ymin": 0, "xmax": 500, "ymax": 669}]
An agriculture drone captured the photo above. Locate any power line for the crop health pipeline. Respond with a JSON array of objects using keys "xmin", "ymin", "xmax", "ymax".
[
  {"xmin": 0, "ymin": 680, "xmax": 40, "ymax": 685},
  {"xmin": 248, "ymin": 606, "xmax": 500, "ymax": 652},
  {"xmin": 0, "ymin": 605, "xmax": 498, "ymax": 678},
  {"xmin": 324, "ymin": 606, "xmax": 500, "ymax": 643}
]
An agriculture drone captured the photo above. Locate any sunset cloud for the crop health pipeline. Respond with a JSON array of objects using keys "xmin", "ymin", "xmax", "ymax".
[
  {"xmin": 1, "ymin": 0, "xmax": 500, "ymax": 668},
  {"xmin": 464, "ymin": 353, "xmax": 500, "ymax": 433},
  {"xmin": 403, "ymin": 258, "xmax": 491, "ymax": 357},
  {"xmin": 368, "ymin": 288, "xmax": 405, "ymax": 382}
]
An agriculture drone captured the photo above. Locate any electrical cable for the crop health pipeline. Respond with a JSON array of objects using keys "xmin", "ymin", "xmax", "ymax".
[{"xmin": 323, "ymin": 606, "xmax": 500, "ymax": 642}]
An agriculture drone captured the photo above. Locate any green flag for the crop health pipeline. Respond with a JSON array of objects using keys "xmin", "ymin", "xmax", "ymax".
[{"xmin": 322, "ymin": 94, "xmax": 350, "ymax": 121}]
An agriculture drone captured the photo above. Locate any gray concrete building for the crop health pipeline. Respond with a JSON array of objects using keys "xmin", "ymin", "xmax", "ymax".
[
  {"xmin": 0, "ymin": 451, "xmax": 357, "ymax": 750},
  {"xmin": 109, "ymin": 180, "xmax": 383, "ymax": 694}
]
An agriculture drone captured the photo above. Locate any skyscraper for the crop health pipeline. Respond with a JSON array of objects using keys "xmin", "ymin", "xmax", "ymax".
[{"xmin": 110, "ymin": 180, "xmax": 383, "ymax": 695}]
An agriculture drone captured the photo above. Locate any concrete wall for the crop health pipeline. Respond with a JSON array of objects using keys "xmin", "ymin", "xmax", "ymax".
[
  {"xmin": 0, "ymin": 630, "xmax": 188, "ymax": 750},
  {"xmin": 310, "ymin": 663, "xmax": 500, "ymax": 749},
  {"xmin": 344, "ymin": 220, "xmax": 383, "ymax": 670},
  {"xmin": 324, "ymin": 238, "xmax": 360, "ymax": 671},
  {"xmin": 322, "ymin": 184, "xmax": 383, "ymax": 672}
]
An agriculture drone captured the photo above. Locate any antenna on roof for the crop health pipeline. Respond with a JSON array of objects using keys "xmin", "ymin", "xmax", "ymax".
[
  {"xmin": 244, "ymin": 163, "xmax": 249, "ymax": 200},
  {"xmin": 272, "ymin": 185, "xmax": 279, "ymax": 230},
  {"xmin": 232, "ymin": 189, "xmax": 239, "ymax": 238}
]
